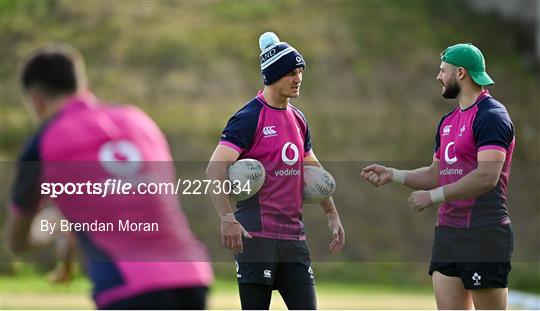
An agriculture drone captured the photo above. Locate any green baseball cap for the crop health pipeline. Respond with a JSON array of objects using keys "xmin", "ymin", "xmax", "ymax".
[{"xmin": 440, "ymin": 43, "xmax": 494, "ymax": 86}]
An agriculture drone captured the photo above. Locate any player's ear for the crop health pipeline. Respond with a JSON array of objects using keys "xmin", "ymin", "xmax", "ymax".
[
  {"xmin": 456, "ymin": 67, "xmax": 467, "ymax": 81},
  {"xmin": 28, "ymin": 90, "xmax": 47, "ymax": 120}
]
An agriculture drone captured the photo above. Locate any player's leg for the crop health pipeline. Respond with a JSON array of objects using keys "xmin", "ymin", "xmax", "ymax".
[
  {"xmin": 432, "ymin": 271, "xmax": 473, "ymax": 310},
  {"xmin": 429, "ymin": 226, "xmax": 473, "ymax": 309},
  {"xmin": 277, "ymin": 283, "xmax": 317, "ymax": 310},
  {"xmin": 275, "ymin": 240, "xmax": 317, "ymax": 310},
  {"xmin": 235, "ymin": 238, "xmax": 278, "ymax": 310},
  {"xmin": 459, "ymin": 224, "xmax": 513, "ymax": 310},
  {"xmin": 236, "ymin": 261, "xmax": 274, "ymax": 310},
  {"xmin": 471, "ymin": 288, "xmax": 508, "ymax": 310},
  {"xmin": 239, "ymin": 283, "xmax": 273, "ymax": 310},
  {"xmin": 458, "ymin": 262, "xmax": 511, "ymax": 310}
]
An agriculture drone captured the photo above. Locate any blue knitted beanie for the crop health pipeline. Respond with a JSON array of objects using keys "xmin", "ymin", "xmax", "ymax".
[{"xmin": 259, "ymin": 32, "xmax": 306, "ymax": 85}]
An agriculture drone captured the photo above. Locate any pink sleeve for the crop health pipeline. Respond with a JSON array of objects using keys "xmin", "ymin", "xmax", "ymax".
[
  {"xmin": 478, "ymin": 145, "xmax": 507, "ymax": 153},
  {"xmin": 219, "ymin": 140, "xmax": 243, "ymax": 153}
]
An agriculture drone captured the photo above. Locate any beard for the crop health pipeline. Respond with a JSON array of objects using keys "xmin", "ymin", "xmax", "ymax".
[{"xmin": 442, "ymin": 78, "xmax": 461, "ymax": 99}]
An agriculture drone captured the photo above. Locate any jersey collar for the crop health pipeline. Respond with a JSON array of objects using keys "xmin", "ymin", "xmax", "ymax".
[
  {"xmin": 61, "ymin": 91, "xmax": 100, "ymax": 112},
  {"xmin": 460, "ymin": 90, "xmax": 491, "ymax": 112},
  {"xmin": 256, "ymin": 90, "xmax": 289, "ymax": 111}
]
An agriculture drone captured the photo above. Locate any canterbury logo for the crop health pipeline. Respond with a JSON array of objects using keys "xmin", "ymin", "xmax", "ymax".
[
  {"xmin": 263, "ymin": 126, "xmax": 277, "ymax": 137},
  {"xmin": 443, "ymin": 125, "xmax": 452, "ymax": 136}
]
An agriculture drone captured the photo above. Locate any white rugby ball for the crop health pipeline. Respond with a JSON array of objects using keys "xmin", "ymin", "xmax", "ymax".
[
  {"xmin": 228, "ymin": 159, "xmax": 266, "ymax": 201},
  {"xmin": 303, "ymin": 166, "xmax": 336, "ymax": 204}
]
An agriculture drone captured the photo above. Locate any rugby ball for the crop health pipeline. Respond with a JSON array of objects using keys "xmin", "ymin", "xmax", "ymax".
[
  {"xmin": 303, "ymin": 166, "xmax": 336, "ymax": 204},
  {"xmin": 228, "ymin": 159, "xmax": 265, "ymax": 201}
]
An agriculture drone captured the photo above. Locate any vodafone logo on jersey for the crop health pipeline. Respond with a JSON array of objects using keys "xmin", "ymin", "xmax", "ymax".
[
  {"xmin": 444, "ymin": 141, "xmax": 457, "ymax": 165},
  {"xmin": 274, "ymin": 142, "xmax": 301, "ymax": 176},
  {"xmin": 263, "ymin": 126, "xmax": 278, "ymax": 138},
  {"xmin": 281, "ymin": 142, "xmax": 299, "ymax": 166},
  {"xmin": 99, "ymin": 140, "xmax": 143, "ymax": 177}
]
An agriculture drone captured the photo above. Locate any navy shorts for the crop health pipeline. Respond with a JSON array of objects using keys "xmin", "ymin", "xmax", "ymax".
[
  {"xmin": 101, "ymin": 286, "xmax": 208, "ymax": 309},
  {"xmin": 234, "ymin": 237, "xmax": 315, "ymax": 288},
  {"xmin": 429, "ymin": 223, "xmax": 514, "ymax": 289}
]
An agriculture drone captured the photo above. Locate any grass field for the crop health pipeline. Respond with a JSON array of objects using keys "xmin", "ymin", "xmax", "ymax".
[{"xmin": 1, "ymin": 274, "xmax": 436, "ymax": 309}]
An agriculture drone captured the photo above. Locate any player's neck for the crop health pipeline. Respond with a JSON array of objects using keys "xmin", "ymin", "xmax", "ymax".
[
  {"xmin": 37, "ymin": 91, "xmax": 83, "ymax": 121},
  {"xmin": 458, "ymin": 85, "xmax": 483, "ymax": 110},
  {"xmin": 262, "ymin": 88, "xmax": 288, "ymax": 109},
  {"xmin": 39, "ymin": 98, "xmax": 67, "ymax": 121}
]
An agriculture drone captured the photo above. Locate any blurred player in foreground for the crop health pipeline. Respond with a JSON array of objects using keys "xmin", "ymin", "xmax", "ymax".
[{"xmin": 7, "ymin": 43, "xmax": 213, "ymax": 309}]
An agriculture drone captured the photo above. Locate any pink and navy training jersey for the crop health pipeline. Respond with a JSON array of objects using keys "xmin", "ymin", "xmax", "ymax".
[
  {"xmin": 219, "ymin": 91, "xmax": 312, "ymax": 240},
  {"xmin": 10, "ymin": 93, "xmax": 212, "ymax": 308},
  {"xmin": 434, "ymin": 90, "xmax": 515, "ymax": 228}
]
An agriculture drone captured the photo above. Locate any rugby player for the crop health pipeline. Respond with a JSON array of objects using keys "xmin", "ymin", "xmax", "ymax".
[
  {"xmin": 361, "ymin": 43, "xmax": 515, "ymax": 310},
  {"xmin": 206, "ymin": 32, "xmax": 345, "ymax": 310},
  {"xmin": 7, "ymin": 44, "xmax": 213, "ymax": 309}
]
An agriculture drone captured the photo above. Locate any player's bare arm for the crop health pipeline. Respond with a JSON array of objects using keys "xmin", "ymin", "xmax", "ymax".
[
  {"xmin": 304, "ymin": 152, "xmax": 345, "ymax": 254},
  {"xmin": 361, "ymin": 155, "xmax": 439, "ymax": 190},
  {"xmin": 409, "ymin": 149, "xmax": 505, "ymax": 212},
  {"xmin": 6, "ymin": 211, "xmax": 36, "ymax": 254},
  {"xmin": 206, "ymin": 145, "xmax": 252, "ymax": 254}
]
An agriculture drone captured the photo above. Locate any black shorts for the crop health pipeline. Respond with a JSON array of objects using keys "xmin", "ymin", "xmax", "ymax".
[
  {"xmin": 234, "ymin": 237, "xmax": 315, "ymax": 288},
  {"xmin": 101, "ymin": 286, "xmax": 208, "ymax": 310},
  {"xmin": 429, "ymin": 223, "xmax": 514, "ymax": 289}
]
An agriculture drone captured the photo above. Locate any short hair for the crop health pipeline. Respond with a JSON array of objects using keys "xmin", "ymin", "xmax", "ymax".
[{"xmin": 20, "ymin": 43, "xmax": 87, "ymax": 97}]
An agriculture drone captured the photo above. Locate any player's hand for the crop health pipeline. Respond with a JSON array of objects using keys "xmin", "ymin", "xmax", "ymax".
[
  {"xmin": 328, "ymin": 217, "xmax": 345, "ymax": 254},
  {"xmin": 408, "ymin": 190, "xmax": 433, "ymax": 213},
  {"xmin": 220, "ymin": 215, "xmax": 252, "ymax": 255},
  {"xmin": 360, "ymin": 164, "xmax": 392, "ymax": 187}
]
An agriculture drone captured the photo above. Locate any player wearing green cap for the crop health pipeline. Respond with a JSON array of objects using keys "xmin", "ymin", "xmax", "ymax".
[
  {"xmin": 440, "ymin": 43, "xmax": 495, "ymax": 87},
  {"xmin": 362, "ymin": 43, "xmax": 515, "ymax": 309}
]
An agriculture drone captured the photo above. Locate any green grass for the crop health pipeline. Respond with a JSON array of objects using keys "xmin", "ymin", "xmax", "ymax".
[{"xmin": 1, "ymin": 273, "xmax": 435, "ymax": 309}]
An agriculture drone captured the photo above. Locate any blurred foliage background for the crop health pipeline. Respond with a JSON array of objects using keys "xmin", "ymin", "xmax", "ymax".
[{"xmin": 1, "ymin": 0, "xmax": 539, "ymax": 297}]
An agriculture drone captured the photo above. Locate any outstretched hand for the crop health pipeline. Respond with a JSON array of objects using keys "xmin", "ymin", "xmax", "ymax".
[{"xmin": 361, "ymin": 164, "xmax": 393, "ymax": 187}]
